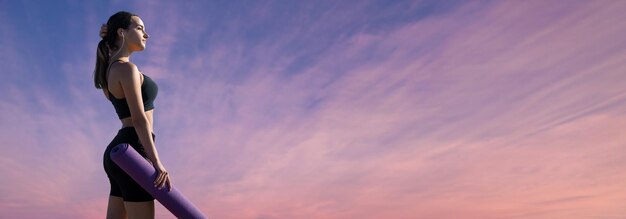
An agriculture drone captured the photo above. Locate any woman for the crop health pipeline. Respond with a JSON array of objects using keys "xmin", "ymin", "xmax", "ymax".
[{"xmin": 93, "ymin": 11, "xmax": 171, "ymax": 219}]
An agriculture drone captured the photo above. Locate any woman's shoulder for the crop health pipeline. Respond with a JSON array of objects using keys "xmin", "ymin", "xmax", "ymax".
[
  {"xmin": 110, "ymin": 59, "xmax": 137, "ymax": 67},
  {"xmin": 109, "ymin": 60, "xmax": 139, "ymax": 74},
  {"xmin": 109, "ymin": 61, "xmax": 143, "ymax": 85}
]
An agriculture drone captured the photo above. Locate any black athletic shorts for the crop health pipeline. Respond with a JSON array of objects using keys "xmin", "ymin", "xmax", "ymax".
[{"xmin": 103, "ymin": 126, "xmax": 156, "ymax": 202}]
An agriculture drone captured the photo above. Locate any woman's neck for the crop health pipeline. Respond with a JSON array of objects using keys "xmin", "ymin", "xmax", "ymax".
[
  {"xmin": 110, "ymin": 56, "xmax": 130, "ymax": 62},
  {"xmin": 109, "ymin": 48, "xmax": 132, "ymax": 62}
]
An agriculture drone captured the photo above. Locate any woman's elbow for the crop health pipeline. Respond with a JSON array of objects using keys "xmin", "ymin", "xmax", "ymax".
[{"xmin": 131, "ymin": 114, "xmax": 149, "ymax": 126}]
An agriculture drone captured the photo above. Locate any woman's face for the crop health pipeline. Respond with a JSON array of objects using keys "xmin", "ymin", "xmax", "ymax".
[{"xmin": 119, "ymin": 16, "xmax": 149, "ymax": 51}]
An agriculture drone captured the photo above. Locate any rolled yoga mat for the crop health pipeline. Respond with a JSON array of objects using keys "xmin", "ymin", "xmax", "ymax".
[{"xmin": 111, "ymin": 143, "xmax": 207, "ymax": 219}]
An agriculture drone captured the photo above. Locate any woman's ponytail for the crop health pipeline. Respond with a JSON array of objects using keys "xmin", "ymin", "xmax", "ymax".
[{"xmin": 93, "ymin": 39, "xmax": 110, "ymax": 89}]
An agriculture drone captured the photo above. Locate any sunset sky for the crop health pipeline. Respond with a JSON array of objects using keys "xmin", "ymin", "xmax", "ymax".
[{"xmin": 1, "ymin": 0, "xmax": 625, "ymax": 218}]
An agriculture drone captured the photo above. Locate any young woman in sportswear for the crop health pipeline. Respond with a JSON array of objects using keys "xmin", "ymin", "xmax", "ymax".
[{"xmin": 93, "ymin": 11, "xmax": 171, "ymax": 219}]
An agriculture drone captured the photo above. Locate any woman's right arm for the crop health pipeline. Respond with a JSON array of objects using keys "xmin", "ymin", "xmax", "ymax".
[{"xmin": 114, "ymin": 61, "xmax": 171, "ymax": 191}]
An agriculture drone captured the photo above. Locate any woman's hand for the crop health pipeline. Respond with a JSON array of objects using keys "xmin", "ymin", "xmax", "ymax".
[
  {"xmin": 154, "ymin": 161, "xmax": 172, "ymax": 192},
  {"xmin": 99, "ymin": 24, "xmax": 112, "ymax": 56},
  {"xmin": 100, "ymin": 24, "xmax": 108, "ymax": 39}
]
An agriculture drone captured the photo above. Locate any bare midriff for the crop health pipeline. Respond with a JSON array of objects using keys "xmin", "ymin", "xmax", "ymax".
[{"xmin": 120, "ymin": 109, "xmax": 153, "ymax": 129}]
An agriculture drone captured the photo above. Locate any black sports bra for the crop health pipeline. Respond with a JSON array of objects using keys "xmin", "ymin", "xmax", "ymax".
[{"xmin": 106, "ymin": 60, "xmax": 158, "ymax": 120}]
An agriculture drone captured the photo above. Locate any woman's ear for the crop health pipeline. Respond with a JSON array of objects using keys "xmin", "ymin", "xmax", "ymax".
[{"xmin": 117, "ymin": 28, "xmax": 124, "ymax": 38}]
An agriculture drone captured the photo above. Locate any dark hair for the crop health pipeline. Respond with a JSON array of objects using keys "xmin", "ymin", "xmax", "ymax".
[{"xmin": 93, "ymin": 11, "xmax": 138, "ymax": 90}]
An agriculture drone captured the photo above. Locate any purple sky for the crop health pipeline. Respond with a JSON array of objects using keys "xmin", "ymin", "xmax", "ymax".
[{"xmin": 1, "ymin": 0, "xmax": 626, "ymax": 218}]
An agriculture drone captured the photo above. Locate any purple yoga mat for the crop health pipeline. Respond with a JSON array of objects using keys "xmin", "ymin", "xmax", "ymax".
[{"xmin": 110, "ymin": 143, "xmax": 207, "ymax": 219}]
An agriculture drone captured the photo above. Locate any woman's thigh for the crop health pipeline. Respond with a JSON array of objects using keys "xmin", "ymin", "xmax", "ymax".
[
  {"xmin": 124, "ymin": 200, "xmax": 155, "ymax": 219},
  {"xmin": 106, "ymin": 195, "xmax": 127, "ymax": 219}
]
